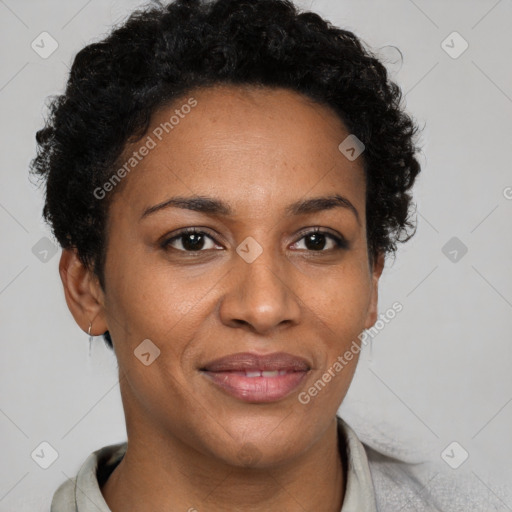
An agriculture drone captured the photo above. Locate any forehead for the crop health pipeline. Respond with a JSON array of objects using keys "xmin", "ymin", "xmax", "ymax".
[{"xmin": 110, "ymin": 85, "xmax": 366, "ymax": 219}]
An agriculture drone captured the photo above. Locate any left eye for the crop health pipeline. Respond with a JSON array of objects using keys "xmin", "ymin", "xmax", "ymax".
[{"xmin": 291, "ymin": 230, "xmax": 346, "ymax": 251}]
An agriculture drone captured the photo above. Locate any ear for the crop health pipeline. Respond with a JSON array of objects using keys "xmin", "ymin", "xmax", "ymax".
[
  {"xmin": 364, "ymin": 251, "xmax": 385, "ymax": 330},
  {"xmin": 59, "ymin": 248, "xmax": 108, "ymax": 336}
]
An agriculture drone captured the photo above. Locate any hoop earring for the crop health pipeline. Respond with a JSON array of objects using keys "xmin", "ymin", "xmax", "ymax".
[{"xmin": 87, "ymin": 321, "xmax": 93, "ymax": 359}]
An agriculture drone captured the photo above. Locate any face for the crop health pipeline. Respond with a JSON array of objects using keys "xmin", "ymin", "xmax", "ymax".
[{"xmin": 64, "ymin": 85, "xmax": 384, "ymax": 468}]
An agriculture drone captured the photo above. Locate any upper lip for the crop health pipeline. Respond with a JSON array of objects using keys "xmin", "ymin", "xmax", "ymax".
[{"xmin": 201, "ymin": 352, "xmax": 311, "ymax": 372}]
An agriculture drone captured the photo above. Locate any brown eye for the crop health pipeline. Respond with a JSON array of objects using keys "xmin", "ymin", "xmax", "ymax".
[
  {"xmin": 162, "ymin": 229, "xmax": 221, "ymax": 252},
  {"xmin": 291, "ymin": 229, "xmax": 348, "ymax": 252}
]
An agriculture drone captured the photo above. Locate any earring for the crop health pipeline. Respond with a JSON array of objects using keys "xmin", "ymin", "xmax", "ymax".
[{"xmin": 87, "ymin": 321, "xmax": 94, "ymax": 358}]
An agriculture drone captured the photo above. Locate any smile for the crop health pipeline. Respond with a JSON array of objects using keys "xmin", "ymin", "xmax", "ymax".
[{"xmin": 200, "ymin": 352, "xmax": 311, "ymax": 403}]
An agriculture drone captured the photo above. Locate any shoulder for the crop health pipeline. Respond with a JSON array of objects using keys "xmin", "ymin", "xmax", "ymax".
[
  {"xmin": 337, "ymin": 415, "xmax": 512, "ymax": 512},
  {"xmin": 50, "ymin": 442, "xmax": 127, "ymax": 512},
  {"xmin": 51, "ymin": 478, "xmax": 76, "ymax": 512},
  {"xmin": 363, "ymin": 443, "xmax": 445, "ymax": 511},
  {"xmin": 363, "ymin": 440, "xmax": 510, "ymax": 511}
]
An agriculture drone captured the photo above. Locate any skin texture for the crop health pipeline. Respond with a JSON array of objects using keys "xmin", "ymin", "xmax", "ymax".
[{"xmin": 60, "ymin": 85, "xmax": 384, "ymax": 512}]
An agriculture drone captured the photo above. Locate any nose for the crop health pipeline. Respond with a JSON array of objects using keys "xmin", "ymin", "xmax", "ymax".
[{"xmin": 218, "ymin": 248, "xmax": 301, "ymax": 335}]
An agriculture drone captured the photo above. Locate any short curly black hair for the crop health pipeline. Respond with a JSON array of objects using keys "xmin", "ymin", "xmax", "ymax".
[{"xmin": 30, "ymin": 0, "xmax": 422, "ymax": 349}]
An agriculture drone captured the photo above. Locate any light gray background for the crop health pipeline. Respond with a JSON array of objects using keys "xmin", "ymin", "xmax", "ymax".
[{"xmin": 1, "ymin": 0, "xmax": 511, "ymax": 510}]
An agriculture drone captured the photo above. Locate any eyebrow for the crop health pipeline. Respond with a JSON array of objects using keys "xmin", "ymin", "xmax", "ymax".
[
  {"xmin": 140, "ymin": 193, "xmax": 360, "ymax": 224},
  {"xmin": 285, "ymin": 194, "xmax": 360, "ymax": 223}
]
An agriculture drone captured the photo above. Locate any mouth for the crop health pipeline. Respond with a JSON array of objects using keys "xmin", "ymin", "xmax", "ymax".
[{"xmin": 200, "ymin": 352, "xmax": 311, "ymax": 403}]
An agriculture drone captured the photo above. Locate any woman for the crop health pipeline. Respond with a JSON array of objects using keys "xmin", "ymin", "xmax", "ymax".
[{"xmin": 30, "ymin": 0, "xmax": 439, "ymax": 510}]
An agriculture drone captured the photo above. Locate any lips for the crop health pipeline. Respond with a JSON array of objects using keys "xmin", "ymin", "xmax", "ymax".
[
  {"xmin": 200, "ymin": 352, "xmax": 311, "ymax": 403},
  {"xmin": 202, "ymin": 352, "xmax": 310, "ymax": 373}
]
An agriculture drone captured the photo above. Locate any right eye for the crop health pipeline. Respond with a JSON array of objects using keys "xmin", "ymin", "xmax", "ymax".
[{"xmin": 161, "ymin": 228, "xmax": 223, "ymax": 252}]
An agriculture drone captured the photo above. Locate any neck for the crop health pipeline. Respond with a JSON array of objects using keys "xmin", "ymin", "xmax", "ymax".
[{"xmin": 101, "ymin": 417, "xmax": 345, "ymax": 512}]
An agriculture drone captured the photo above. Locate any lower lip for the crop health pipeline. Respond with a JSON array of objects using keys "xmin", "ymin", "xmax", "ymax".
[{"xmin": 202, "ymin": 371, "xmax": 309, "ymax": 403}]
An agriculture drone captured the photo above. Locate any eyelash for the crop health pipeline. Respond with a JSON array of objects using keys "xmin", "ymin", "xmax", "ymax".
[{"xmin": 161, "ymin": 227, "xmax": 349, "ymax": 253}]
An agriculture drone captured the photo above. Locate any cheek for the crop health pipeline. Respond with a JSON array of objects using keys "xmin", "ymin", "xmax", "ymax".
[
  {"xmin": 104, "ymin": 249, "xmax": 228, "ymax": 385},
  {"xmin": 297, "ymin": 268, "xmax": 369, "ymax": 410},
  {"xmin": 302, "ymin": 262, "xmax": 372, "ymax": 338},
  {"xmin": 105, "ymin": 241, "xmax": 194, "ymax": 331}
]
